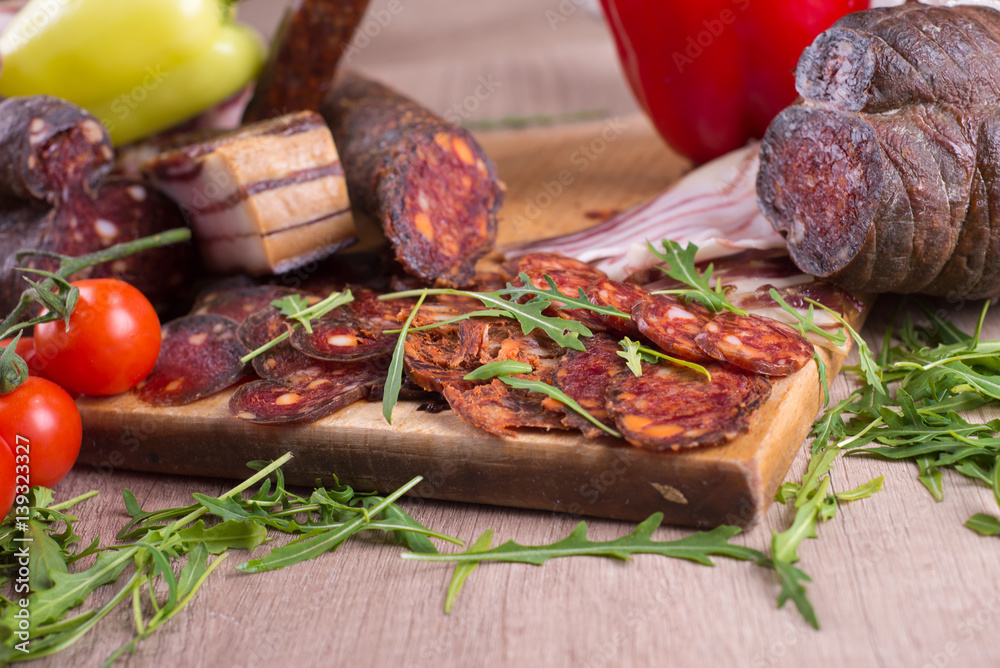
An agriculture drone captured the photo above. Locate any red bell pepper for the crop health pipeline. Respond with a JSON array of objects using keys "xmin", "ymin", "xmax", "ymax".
[{"xmin": 600, "ymin": 0, "xmax": 868, "ymax": 164}]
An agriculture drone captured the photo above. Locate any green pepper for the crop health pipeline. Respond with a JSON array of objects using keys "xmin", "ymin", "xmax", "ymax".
[{"xmin": 0, "ymin": 0, "xmax": 265, "ymax": 144}]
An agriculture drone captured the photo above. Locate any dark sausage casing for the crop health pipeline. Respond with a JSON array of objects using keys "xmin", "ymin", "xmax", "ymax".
[
  {"xmin": 322, "ymin": 71, "xmax": 504, "ymax": 288},
  {"xmin": 757, "ymin": 4, "xmax": 1000, "ymax": 299}
]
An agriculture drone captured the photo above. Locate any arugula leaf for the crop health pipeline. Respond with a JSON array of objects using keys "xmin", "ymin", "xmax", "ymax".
[
  {"xmin": 271, "ymin": 289, "xmax": 353, "ymax": 335},
  {"xmin": 463, "ymin": 361, "xmax": 533, "ymax": 380},
  {"xmin": 403, "ymin": 513, "xmax": 764, "ymax": 566},
  {"xmin": 966, "ymin": 514, "xmax": 1000, "ymax": 536},
  {"xmin": 445, "ymin": 530, "xmax": 493, "ymax": 614},
  {"xmin": 383, "ymin": 290, "xmax": 428, "ymax": 424},
  {"xmin": 768, "ymin": 289, "xmax": 848, "ymax": 348},
  {"xmin": 616, "ymin": 337, "xmax": 712, "ymax": 380},
  {"xmin": 500, "ymin": 274, "xmax": 630, "ymax": 320},
  {"xmin": 646, "ymin": 240, "xmax": 747, "ymax": 315},
  {"xmin": 834, "ymin": 477, "xmax": 884, "ymax": 502}
]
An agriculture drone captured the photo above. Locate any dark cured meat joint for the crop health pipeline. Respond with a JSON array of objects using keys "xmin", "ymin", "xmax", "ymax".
[{"xmin": 136, "ymin": 252, "xmax": 850, "ymax": 452}]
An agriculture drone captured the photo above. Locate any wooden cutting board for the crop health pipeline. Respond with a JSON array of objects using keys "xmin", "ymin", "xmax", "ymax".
[{"xmin": 76, "ymin": 115, "xmax": 856, "ymax": 528}]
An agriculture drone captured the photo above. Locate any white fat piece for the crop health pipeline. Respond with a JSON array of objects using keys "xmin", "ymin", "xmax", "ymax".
[{"xmin": 145, "ymin": 113, "xmax": 356, "ymax": 276}]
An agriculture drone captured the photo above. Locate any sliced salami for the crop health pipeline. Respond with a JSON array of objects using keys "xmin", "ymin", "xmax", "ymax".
[
  {"xmin": 290, "ymin": 308, "xmax": 395, "ymax": 361},
  {"xmin": 552, "ymin": 334, "xmax": 629, "ymax": 438},
  {"xmin": 632, "ymin": 295, "xmax": 713, "ymax": 362},
  {"xmin": 134, "ymin": 315, "xmax": 248, "ymax": 406},
  {"xmin": 607, "ymin": 363, "xmax": 771, "ymax": 451},
  {"xmin": 229, "ymin": 361, "xmax": 379, "ymax": 424},
  {"xmin": 442, "ymin": 379, "xmax": 570, "ymax": 438},
  {"xmin": 192, "ymin": 284, "xmax": 305, "ymax": 325},
  {"xmin": 403, "ymin": 329, "xmax": 478, "ymax": 394},
  {"xmin": 511, "ymin": 252, "xmax": 607, "ymax": 281},
  {"xmin": 583, "ymin": 278, "xmax": 647, "ymax": 336},
  {"xmin": 694, "ymin": 311, "xmax": 814, "ymax": 377}
]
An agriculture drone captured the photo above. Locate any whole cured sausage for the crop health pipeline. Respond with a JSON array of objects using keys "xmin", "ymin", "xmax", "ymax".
[
  {"xmin": 242, "ymin": 0, "xmax": 371, "ymax": 122},
  {"xmin": 0, "ymin": 96, "xmax": 192, "ymax": 314},
  {"xmin": 758, "ymin": 4, "xmax": 1000, "ymax": 298},
  {"xmin": 321, "ymin": 71, "xmax": 504, "ymax": 288}
]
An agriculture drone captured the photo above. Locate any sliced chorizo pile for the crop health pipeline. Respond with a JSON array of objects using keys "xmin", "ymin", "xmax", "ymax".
[{"xmin": 136, "ymin": 249, "xmax": 850, "ymax": 452}]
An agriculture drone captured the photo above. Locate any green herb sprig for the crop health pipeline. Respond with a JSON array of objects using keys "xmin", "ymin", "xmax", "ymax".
[{"xmin": 646, "ymin": 240, "xmax": 747, "ymax": 315}]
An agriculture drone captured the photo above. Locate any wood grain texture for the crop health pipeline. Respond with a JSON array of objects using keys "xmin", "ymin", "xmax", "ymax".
[
  {"xmin": 26, "ymin": 1, "xmax": 1000, "ymax": 667},
  {"xmin": 76, "ymin": 117, "xmax": 855, "ymax": 527}
]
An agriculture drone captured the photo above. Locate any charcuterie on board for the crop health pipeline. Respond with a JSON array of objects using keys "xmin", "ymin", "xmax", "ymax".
[{"xmin": 76, "ymin": 117, "xmax": 870, "ymax": 527}]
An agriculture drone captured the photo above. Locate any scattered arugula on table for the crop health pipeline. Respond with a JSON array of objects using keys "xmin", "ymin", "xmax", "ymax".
[{"xmin": 0, "ymin": 455, "xmax": 455, "ymax": 663}]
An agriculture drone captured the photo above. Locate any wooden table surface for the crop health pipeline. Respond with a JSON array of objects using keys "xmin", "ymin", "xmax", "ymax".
[{"xmin": 35, "ymin": 1, "xmax": 1000, "ymax": 666}]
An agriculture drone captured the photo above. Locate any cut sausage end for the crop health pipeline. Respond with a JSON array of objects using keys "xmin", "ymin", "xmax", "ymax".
[{"xmin": 757, "ymin": 106, "xmax": 882, "ymax": 279}]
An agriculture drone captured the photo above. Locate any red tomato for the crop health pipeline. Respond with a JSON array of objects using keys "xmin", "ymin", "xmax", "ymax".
[
  {"xmin": 0, "ymin": 377, "xmax": 82, "ymax": 488},
  {"xmin": 1, "ymin": 335, "xmax": 48, "ymax": 378},
  {"xmin": 33, "ymin": 279, "xmax": 161, "ymax": 396},
  {"xmin": 0, "ymin": 436, "xmax": 15, "ymax": 519}
]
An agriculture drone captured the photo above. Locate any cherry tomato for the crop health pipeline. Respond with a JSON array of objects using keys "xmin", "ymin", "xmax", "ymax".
[
  {"xmin": 0, "ymin": 436, "xmax": 15, "ymax": 520},
  {"xmin": 1, "ymin": 335, "xmax": 48, "ymax": 378},
  {"xmin": 0, "ymin": 377, "xmax": 82, "ymax": 489},
  {"xmin": 34, "ymin": 278, "xmax": 161, "ymax": 396}
]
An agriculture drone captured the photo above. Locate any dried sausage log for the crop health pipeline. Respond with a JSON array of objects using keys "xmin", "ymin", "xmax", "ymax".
[
  {"xmin": 607, "ymin": 363, "xmax": 771, "ymax": 451},
  {"xmin": 758, "ymin": 4, "xmax": 1000, "ymax": 298},
  {"xmin": 321, "ymin": 71, "xmax": 504, "ymax": 287},
  {"xmin": 134, "ymin": 315, "xmax": 249, "ymax": 406},
  {"xmin": 0, "ymin": 96, "xmax": 193, "ymax": 314},
  {"xmin": 694, "ymin": 312, "xmax": 813, "ymax": 377},
  {"xmin": 243, "ymin": 0, "xmax": 371, "ymax": 122}
]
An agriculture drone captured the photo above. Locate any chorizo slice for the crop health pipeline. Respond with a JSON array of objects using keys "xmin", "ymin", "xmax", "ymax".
[
  {"xmin": 607, "ymin": 363, "xmax": 771, "ymax": 451},
  {"xmin": 552, "ymin": 334, "xmax": 629, "ymax": 438},
  {"xmin": 134, "ymin": 315, "xmax": 249, "ymax": 406},
  {"xmin": 583, "ymin": 278, "xmax": 647, "ymax": 336},
  {"xmin": 695, "ymin": 312, "xmax": 814, "ymax": 377},
  {"xmin": 632, "ymin": 295, "xmax": 713, "ymax": 362},
  {"xmin": 229, "ymin": 360, "xmax": 380, "ymax": 424},
  {"xmin": 442, "ymin": 379, "xmax": 570, "ymax": 438},
  {"xmin": 321, "ymin": 71, "xmax": 504, "ymax": 287}
]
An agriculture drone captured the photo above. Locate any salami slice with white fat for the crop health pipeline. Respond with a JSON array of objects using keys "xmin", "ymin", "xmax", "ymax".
[
  {"xmin": 134, "ymin": 315, "xmax": 248, "ymax": 406},
  {"xmin": 583, "ymin": 278, "xmax": 647, "ymax": 336},
  {"xmin": 631, "ymin": 295, "xmax": 713, "ymax": 362},
  {"xmin": 290, "ymin": 308, "xmax": 395, "ymax": 361},
  {"xmin": 229, "ymin": 361, "xmax": 381, "ymax": 424},
  {"xmin": 607, "ymin": 362, "xmax": 771, "ymax": 451},
  {"xmin": 694, "ymin": 311, "xmax": 814, "ymax": 377}
]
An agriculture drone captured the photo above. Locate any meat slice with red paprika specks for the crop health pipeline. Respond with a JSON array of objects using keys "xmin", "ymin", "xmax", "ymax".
[
  {"xmin": 552, "ymin": 334, "xmax": 629, "ymax": 438},
  {"xmin": 134, "ymin": 315, "xmax": 249, "ymax": 406},
  {"xmin": 694, "ymin": 311, "xmax": 813, "ymax": 377},
  {"xmin": 607, "ymin": 363, "xmax": 771, "ymax": 451},
  {"xmin": 442, "ymin": 379, "xmax": 571, "ymax": 438},
  {"xmin": 632, "ymin": 295, "xmax": 713, "ymax": 362},
  {"xmin": 583, "ymin": 278, "xmax": 647, "ymax": 336}
]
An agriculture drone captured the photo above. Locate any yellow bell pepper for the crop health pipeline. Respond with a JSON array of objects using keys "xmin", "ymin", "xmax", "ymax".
[{"xmin": 0, "ymin": 0, "xmax": 265, "ymax": 144}]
